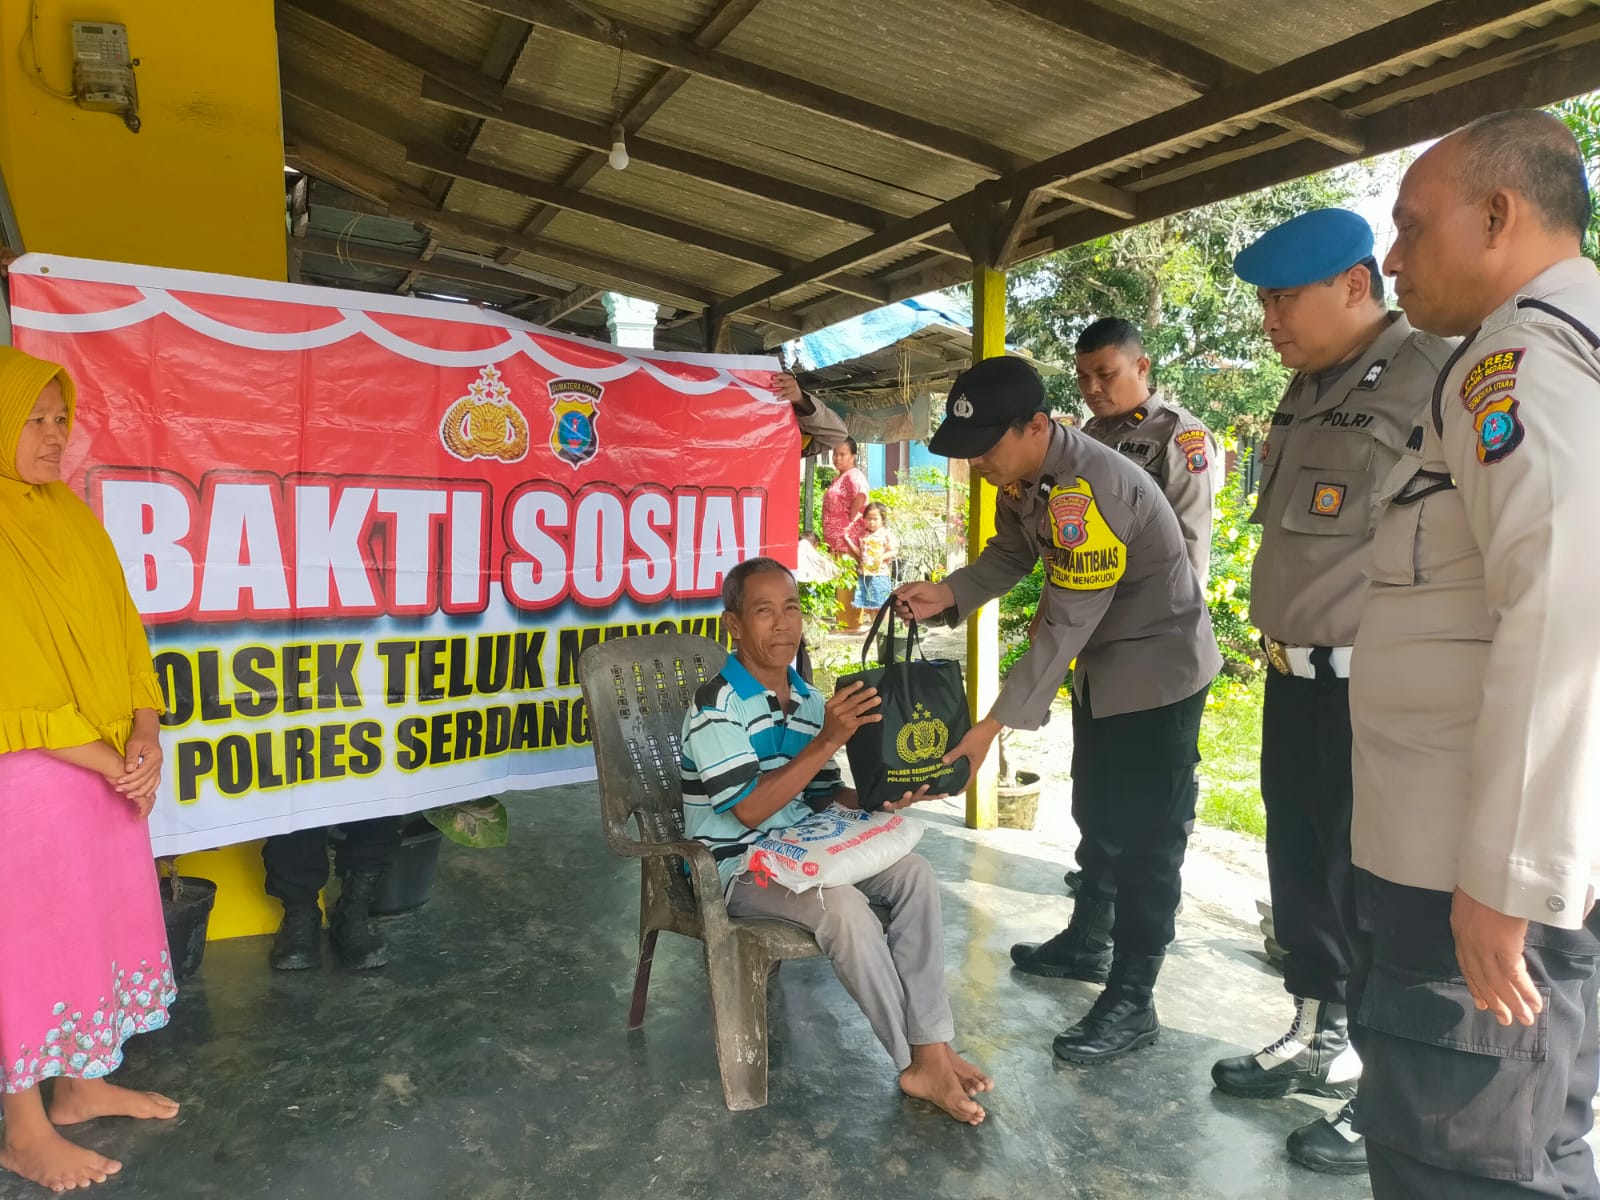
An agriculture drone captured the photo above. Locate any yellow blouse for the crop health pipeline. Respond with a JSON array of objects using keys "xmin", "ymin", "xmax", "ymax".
[{"xmin": 0, "ymin": 347, "xmax": 165, "ymax": 755}]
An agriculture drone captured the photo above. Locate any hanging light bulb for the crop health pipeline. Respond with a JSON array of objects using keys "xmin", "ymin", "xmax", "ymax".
[{"xmin": 608, "ymin": 123, "xmax": 629, "ymax": 171}]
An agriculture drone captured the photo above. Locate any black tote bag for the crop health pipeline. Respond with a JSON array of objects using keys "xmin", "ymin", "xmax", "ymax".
[{"xmin": 834, "ymin": 600, "xmax": 972, "ymax": 811}]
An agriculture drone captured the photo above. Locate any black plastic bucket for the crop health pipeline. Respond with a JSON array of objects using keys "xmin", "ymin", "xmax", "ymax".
[
  {"xmin": 372, "ymin": 822, "xmax": 444, "ymax": 915},
  {"xmin": 161, "ymin": 875, "xmax": 217, "ymax": 982}
]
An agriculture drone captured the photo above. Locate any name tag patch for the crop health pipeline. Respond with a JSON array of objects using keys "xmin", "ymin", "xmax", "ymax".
[
  {"xmin": 1310, "ymin": 482, "xmax": 1347, "ymax": 518},
  {"xmin": 1042, "ymin": 477, "xmax": 1127, "ymax": 591}
]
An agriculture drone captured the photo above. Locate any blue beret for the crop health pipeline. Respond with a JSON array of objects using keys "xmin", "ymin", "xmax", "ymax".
[{"xmin": 1233, "ymin": 208, "xmax": 1376, "ymax": 289}]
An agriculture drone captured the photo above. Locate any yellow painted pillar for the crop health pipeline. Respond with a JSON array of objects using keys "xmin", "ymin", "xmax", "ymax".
[
  {"xmin": 1, "ymin": 0, "xmax": 288, "ymax": 939},
  {"xmin": 965, "ymin": 263, "xmax": 1005, "ymax": 829}
]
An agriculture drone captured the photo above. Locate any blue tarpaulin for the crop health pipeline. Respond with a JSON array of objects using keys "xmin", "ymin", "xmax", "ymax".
[{"xmin": 783, "ymin": 293, "xmax": 972, "ymax": 372}]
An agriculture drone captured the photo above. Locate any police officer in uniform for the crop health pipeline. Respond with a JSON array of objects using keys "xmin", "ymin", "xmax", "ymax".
[
  {"xmin": 1030, "ymin": 316, "xmax": 1224, "ymax": 926},
  {"xmin": 774, "ymin": 370, "xmax": 849, "ymax": 456},
  {"xmin": 1208, "ymin": 209, "xmax": 1458, "ymax": 1174},
  {"xmin": 896, "ymin": 355, "xmax": 1221, "ymax": 1062},
  {"xmin": 1351, "ymin": 109, "xmax": 1600, "ymax": 1199},
  {"xmin": 1076, "ymin": 317, "xmax": 1224, "ymax": 584}
]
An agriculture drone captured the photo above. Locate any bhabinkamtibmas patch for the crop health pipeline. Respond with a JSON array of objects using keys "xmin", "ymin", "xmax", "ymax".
[{"xmin": 1043, "ymin": 477, "xmax": 1126, "ymax": 591}]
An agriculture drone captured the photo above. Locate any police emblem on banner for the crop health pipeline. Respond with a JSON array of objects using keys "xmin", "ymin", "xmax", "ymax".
[
  {"xmin": 548, "ymin": 378, "xmax": 603, "ymax": 468},
  {"xmin": 439, "ymin": 363, "xmax": 531, "ymax": 464}
]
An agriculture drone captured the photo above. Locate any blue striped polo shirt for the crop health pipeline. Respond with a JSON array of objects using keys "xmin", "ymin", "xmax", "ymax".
[{"xmin": 680, "ymin": 655, "xmax": 843, "ymax": 890}]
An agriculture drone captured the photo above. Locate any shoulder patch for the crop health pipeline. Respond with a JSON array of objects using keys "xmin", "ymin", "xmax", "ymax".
[
  {"xmin": 1041, "ymin": 477, "xmax": 1126, "ymax": 592},
  {"xmin": 1460, "ymin": 348, "xmax": 1524, "ymax": 410},
  {"xmin": 1175, "ymin": 428, "xmax": 1210, "ymax": 474},
  {"xmin": 1473, "ymin": 394, "xmax": 1524, "ymax": 465}
]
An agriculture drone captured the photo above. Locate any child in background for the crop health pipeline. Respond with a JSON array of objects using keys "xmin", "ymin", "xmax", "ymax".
[{"xmin": 853, "ymin": 502, "xmax": 898, "ymax": 615}]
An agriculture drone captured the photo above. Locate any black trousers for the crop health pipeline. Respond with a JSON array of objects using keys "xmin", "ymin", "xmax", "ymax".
[
  {"xmin": 1070, "ymin": 684, "xmax": 1207, "ymax": 958},
  {"xmin": 1350, "ymin": 870, "xmax": 1600, "ymax": 1198},
  {"xmin": 262, "ymin": 819, "xmax": 402, "ymax": 906},
  {"xmin": 1261, "ymin": 669, "xmax": 1357, "ymax": 1003}
]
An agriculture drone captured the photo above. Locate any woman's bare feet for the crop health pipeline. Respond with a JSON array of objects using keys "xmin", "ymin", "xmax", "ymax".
[
  {"xmin": 48, "ymin": 1078, "xmax": 180, "ymax": 1127},
  {"xmin": 0, "ymin": 1127, "xmax": 122, "ymax": 1193},
  {"xmin": 1, "ymin": 1090, "xmax": 122, "ymax": 1193},
  {"xmin": 899, "ymin": 1045, "xmax": 986, "ymax": 1126},
  {"xmin": 946, "ymin": 1046, "xmax": 994, "ymax": 1095}
]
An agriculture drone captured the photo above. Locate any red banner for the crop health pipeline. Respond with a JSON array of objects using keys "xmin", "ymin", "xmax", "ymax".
[{"xmin": 10, "ymin": 255, "xmax": 797, "ymax": 854}]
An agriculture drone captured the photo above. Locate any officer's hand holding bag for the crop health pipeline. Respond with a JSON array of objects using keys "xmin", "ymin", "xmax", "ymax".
[{"xmin": 834, "ymin": 598, "xmax": 971, "ymax": 811}]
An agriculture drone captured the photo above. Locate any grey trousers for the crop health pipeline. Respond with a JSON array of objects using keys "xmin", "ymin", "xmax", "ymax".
[
  {"xmin": 726, "ymin": 851, "xmax": 955, "ymax": 1071},
  {"xmin": 1351, "ymin": 871, "xmax": 1600, "ymax": 1199}
]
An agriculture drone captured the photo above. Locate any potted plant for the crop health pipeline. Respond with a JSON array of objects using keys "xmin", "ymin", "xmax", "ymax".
[
  {"xmin": 156, "ymin": 858, "xmax": 217, "ymax": 983},
  {"xmin": 995, "ymin": 730, "xmax": 1041, "ymax": 831}
]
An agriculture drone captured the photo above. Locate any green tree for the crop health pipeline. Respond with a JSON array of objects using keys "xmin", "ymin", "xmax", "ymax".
[
  {"xmin": 1551, "ymin": 92, "xmax": 1600, "ymax": 262},
  {"xmin": 1004, "ymin": 162, "xmax": 1395, "ymax": 439}
]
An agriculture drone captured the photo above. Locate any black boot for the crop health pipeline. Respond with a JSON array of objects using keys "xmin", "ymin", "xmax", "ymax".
[
  {"xmin": 330, "ymin": 869, "xmax": 391, "ymax": 970},
  {"xmin": 1052, "ymin": 953, "xmax": 1162, "ymax": 1064},
  {"xmin": 1211, "ymin": 997, "xmax": 1360, "ymax": 1099},
  {"xmin": 270, "ymin": 903, "xmax": 322, "ymax": 971},
  {"xmin": 1011, "ymin": 896, "xmax": 1114, "ymax": 981},
  {"xmin": 1287, "ymin": 1100, "xmax": 1367, "ymax": 1174}
]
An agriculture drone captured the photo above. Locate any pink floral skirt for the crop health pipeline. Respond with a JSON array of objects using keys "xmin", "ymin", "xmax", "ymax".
[{"xmin": 0, "ymin": 749, "xmax": 175, "ymax": 1094}]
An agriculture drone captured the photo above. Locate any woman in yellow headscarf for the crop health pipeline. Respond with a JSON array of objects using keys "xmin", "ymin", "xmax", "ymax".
[{"xmin": 0, "ymin": 347, "xmax": 181, "ymax": 1192}]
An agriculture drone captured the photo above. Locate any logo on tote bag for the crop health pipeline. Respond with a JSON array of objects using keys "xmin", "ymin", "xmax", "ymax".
[{"xmin": 895, "ymin": 703, "xmax": 950, "ymax": 765}]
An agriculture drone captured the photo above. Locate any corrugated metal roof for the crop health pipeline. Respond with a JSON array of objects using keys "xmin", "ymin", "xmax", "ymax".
[{"xmin": 276, "ymin": 0, "xmax": 1600, "ymax": 350}]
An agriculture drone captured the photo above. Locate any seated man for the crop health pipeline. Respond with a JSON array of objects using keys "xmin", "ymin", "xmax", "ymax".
[{"xmin": 680, "ymin": 557, "xmax": 992, "ymax": 1125}]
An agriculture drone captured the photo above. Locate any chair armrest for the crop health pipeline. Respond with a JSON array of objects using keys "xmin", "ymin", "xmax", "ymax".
[{"xmin": 606, "ymin": 830, "xmax": 732, "ymax": 928}]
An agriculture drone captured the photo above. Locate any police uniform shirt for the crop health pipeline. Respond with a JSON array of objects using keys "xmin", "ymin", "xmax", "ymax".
[
  {"xmin": 1350, "ymin": 257, "xmax": 1600, "ymax": 929},
  {"xmin": 1083, "ymin": 390, "xmax": 1224, "ymax": 584},
  {"xmin": 942, "ymin": 422, "xmax": 1222, "ymax": 730},
  {"xmin": 795, "ymin": 392, "xmax": 849, "ymax": 456},
  {"xmin": 1250, "ymin": 312, "xmax": 1457, "ymax": 647}
]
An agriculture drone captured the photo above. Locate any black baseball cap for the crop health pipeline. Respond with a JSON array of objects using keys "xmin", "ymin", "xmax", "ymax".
[{"xmin": 928, "ymin": 355, "xmax": 1047, "ymax": 458}]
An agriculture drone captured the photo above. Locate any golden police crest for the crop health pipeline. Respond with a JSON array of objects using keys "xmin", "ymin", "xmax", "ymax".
[
  {"xmin": 549, "ymin": 378, "xmax": 603, "ymax": 468},
  {"xmin": 439, "ymin": 364, "xmax": 531, "ymax": 464},
  {"xmin": 895, "ymin": 703, "xmax": 949, "ymax": 764}
]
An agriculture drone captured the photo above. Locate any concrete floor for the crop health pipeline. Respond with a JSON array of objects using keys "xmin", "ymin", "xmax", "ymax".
[{"xmin": 0, "ymin": 782, "xmax": 1384, "ymax": 1200}]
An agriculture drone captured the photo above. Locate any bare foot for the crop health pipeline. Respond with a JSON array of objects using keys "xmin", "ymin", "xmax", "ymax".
[
  {"xmin": 946, "ymin": 1046, "xmax": 994, "ymax": 1094},
  {"xmin": 0, "ymin": 1126, "xmax": 122, "ymax": 1192},
  {"xmin": 49, "ymin": 1078, "xmax": 180, "ymax": 1127},
  {"xmin": 899, "ymin": 1060, "xmax": 986, "ymax": 1126}
]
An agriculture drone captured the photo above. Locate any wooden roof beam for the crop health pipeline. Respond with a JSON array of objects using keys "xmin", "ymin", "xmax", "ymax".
[
  {"xmin": 708, "ymin": 0, "xmax": 1571, "ymax": 322},
  {"xmin": 503, "ymin": 0, "xmax": 764, "ymax": 259},
  {"xmin": 294, "ymin": 233, "xmax": 561, "ymax": 298},
  {"xmin": 404, "ymin": 144, "xmax": 891, "ymax": 303},
  {"xmin": 462, "ymin": 0, "xmax": 1025, "ymax": 173},
  {"xmin": 418, "ymin": 75, "xmax": 902, "ymax": 231},
  {"xmin": 1040, "ymin": 178, "xmax": 1138, "ymax": 220},
  {"xmin": 996, "ymin": 0, "xmax": 1366, "ymax": 153},
  {"xmin": 525, "ymin": 286, "xmax": 605, "ymax": 326},
  {"xmin": 277, "ymin": 0, "xmax": 502, "ymax": 102},
  {"xmin": 284, "ymin": 132, "xmax": 729, "ymax": 310},
  {"xmin": 770, "ymin": 32, "xmax": 1600, "ymax": 342},
  {"xmin": 405, "ymin": 142, "xmax": 795, "ymax": 271}
]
